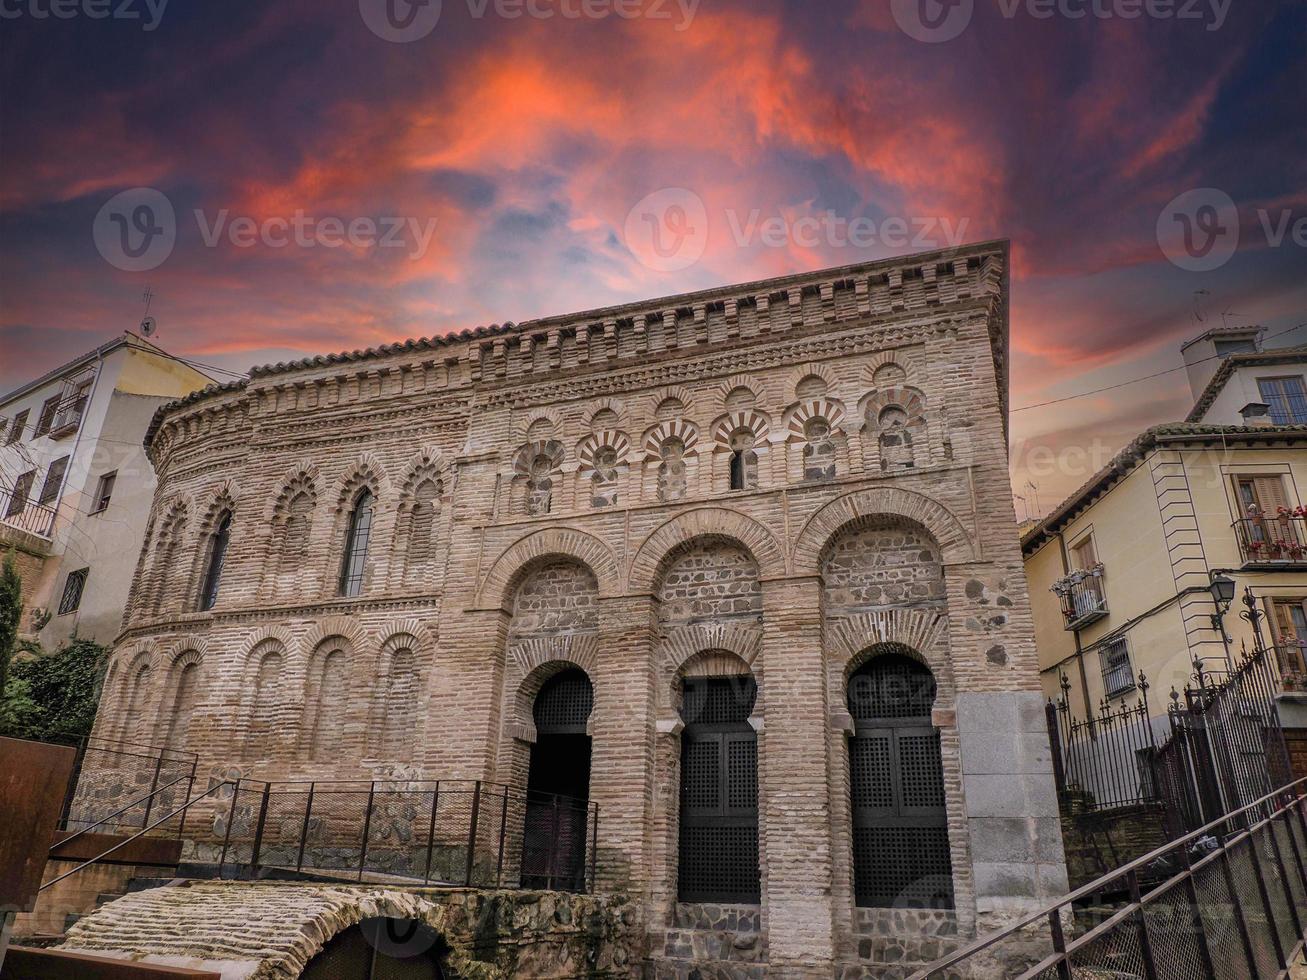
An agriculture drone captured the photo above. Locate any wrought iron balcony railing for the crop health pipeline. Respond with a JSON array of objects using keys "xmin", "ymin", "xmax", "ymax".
[
  {"xmin": 48, "ymin": 394, "xmax": 88, "ymax": 438},
  {"xmin": 1053, "ymin": 569, "xmax": 1108, "ymax": 631},
  {"xmin": 1272, "ymin": 641, "xmax": 1307, "ymax": 694},
  {"xmin": 1233, "ymin": 514, "xmax": 1307, "ymax": 565},
  {"xmin": 0, "ymin": 485, "xmax": 57, "ymax": 538}
]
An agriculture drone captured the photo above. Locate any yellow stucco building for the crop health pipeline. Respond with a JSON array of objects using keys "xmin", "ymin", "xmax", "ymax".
[{"xmin": 1022, "ymin": 327, "xmax": 1307, "ymax": 755}]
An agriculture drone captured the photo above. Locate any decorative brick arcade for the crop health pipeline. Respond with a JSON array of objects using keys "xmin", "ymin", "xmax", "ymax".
[{"xmin": 78, "ymin": 242, "xmax": 1065, "ymax": 978}]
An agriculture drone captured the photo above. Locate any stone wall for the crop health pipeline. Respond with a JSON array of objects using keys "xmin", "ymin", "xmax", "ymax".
[
  {"xmin": 59, "ymin": 882, "xmax": 638, "ymax": 979},
  {"xmin": 1059, "ymin": 802, "xmax": 1170, "ymax": 889},
  {"xmin": 85, "ymin": 243, "xmax": 1065, "ymax": 977}
]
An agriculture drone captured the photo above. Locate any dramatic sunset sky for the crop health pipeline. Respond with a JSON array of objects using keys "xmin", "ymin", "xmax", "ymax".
[{"xmin": 2, "ymin": 0, "xmax": 1304, "ymax": 514}]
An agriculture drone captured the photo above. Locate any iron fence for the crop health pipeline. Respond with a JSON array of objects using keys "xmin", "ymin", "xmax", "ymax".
[
  {"xmin": 1047, "ymin": 671, "xmax": 1161, "ymax": 812},
  {"xmin": 0, "ymin": 485, "xmax": 57, "ymax": 537},
  {"xmin": 1155, "ymin": 647, "xmax": 1292, "ymax": 839},
  {"xmin": 1048, "ymin": 636, "xmax": 1293, "ymax": 841},
  {"xmin": 177, "ymin": 778, "xmax": 599, "ymax": 891},
  {"xmin": 52, "ymin": 733, "xmax": 199, "ymax": 836},
  {"xmin": 910, "ymin": 777, "xmax": 1307, "ymax": 979}
]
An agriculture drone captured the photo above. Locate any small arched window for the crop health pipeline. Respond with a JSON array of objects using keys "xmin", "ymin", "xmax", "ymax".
[
  {"xmin": 338, "ymin": 489, "xmax": 374, "ymax": 597},
  {"xmin": 878, "ymin": 406, "xmax": 915, "ymax": 471},
  {"xmin": 198, "ymin": 512, "xmax": 231, "ymax": 611},
  {"xmin": 728, "ymin": 428, "xmax": 758, "ymax": 492}
]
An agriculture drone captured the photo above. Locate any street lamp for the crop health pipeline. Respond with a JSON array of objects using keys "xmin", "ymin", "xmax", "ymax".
[
  {"xmin": 1209, "ymin": 572, "xmax": 1237, "ymax": 666},
  {"xmin": 1209, "ymin": 573, "xmax": 1237, "ymax": 610}
]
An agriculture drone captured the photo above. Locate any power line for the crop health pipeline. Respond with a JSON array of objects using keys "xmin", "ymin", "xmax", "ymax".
[{"xmin": 1012, "ymin": 322, "xmax": 1307, "ymax": 413}]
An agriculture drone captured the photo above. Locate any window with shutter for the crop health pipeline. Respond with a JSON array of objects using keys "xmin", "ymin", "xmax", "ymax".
[
  {"xmin": 678, "ymin": 675, "xmax": 760, "ymax": 903},
  {"xmin": 847, "ymin": 652, "xmax": 953, "ymax": 909}
]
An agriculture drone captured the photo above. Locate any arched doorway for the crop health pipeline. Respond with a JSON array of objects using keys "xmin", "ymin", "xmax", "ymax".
[
  {"xmin": 678, "ymin": 674, "xmax": 760, "ymax": 903},
  {"xmin": 847, "ymin": 650, "xmax": 952, "ymax": 909},
  {"xmin": 300, "ymin": 917, "xmax": 448, "ymax": 978},
  {"xmin": 522, "ymin": 668, "xmax": 593, "ymax": 890}
]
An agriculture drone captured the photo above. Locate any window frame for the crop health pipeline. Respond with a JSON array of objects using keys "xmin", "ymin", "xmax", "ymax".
[
  {"xmin": 6, "ymin": 409, "xmax": 28, "ymax": 445},
  {"xmin": 57, "ymin": 567, "xmax": 89, "ymax": 615},
  {"xmin": 37, "ymin": 455, "xmax": 70, "ymax": 506},
  {"xmin": 1099, "ymin": 637, "xmax": 1135, "ymax": 698},
  {"xmin": 337, "ymin": 488, "xmax": 374, "ymax": 598},
  {"xmin": 5, "ymin": 469, "xmax": 37, "ymax": 518},
  {"xmin": 34, "ymin": 395, "xmax": 61, "ymax": 437},
  {"xmin": 198, "ymin": 511, "xmax": 232, "ymax": 612},
  {"xmin": 90, "ymin": 470, "xmax": 117, "ymax": 514},
  {"xmin": 1257, "ymin": 376, "xmax": 1307, "ymax": 426}
]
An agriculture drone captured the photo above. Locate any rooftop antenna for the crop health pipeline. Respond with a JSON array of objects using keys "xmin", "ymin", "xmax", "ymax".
[
  {"xmin": 139, "ymin": 285, "xmax": 158, "ymax": 338},
  {"xmin": 1192, "ymin": 289, "xmax": 1210, "ymax": 324},
  {"xmin": 1024, "ymin": 480, "xmax": 1040, "ymax": 518}
]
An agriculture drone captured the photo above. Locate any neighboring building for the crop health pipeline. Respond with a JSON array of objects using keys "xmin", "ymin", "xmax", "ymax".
[
  {"xmin": 1184, "ymin": 325, "xmax": 1307, "ymax": 426},
  {"xmin": 0, "ymin": 333, "xmax": 213, "ymax": 648},
  {"xmin": 1023, "ymin": 327, "xmax": 1307, "ymax": 774},
  {"xmin": 82, "ymin": 243, "xmax": 1067, "ymax": 977}
]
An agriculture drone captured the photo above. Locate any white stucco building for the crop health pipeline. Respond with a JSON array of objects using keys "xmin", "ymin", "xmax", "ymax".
[{"xmin": 0, "ymin": 332, "xmax": 213, "ymax": 648}]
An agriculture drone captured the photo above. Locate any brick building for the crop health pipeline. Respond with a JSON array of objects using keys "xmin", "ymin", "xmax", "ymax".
[{"xmin": 87, "ymin": 241, "xmax": 1065, "ymax": 977}]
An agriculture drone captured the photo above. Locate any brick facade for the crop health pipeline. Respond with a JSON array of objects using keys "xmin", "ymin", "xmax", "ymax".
[{"xmin": 91, "ymin": 242, "xmax": 1066, "ymax": 977}]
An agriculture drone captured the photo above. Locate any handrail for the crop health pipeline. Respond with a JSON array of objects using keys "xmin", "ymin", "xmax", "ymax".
[
  {"xmin": 909, "ymin": 775, "xmax": 1307, "ymax": 978},
  {"xmin": 54, "ymin": 773, "xmax": 195, "ymax": 850},
  {"xmin": 40, "ymin": 782, "xmax": 233, "ymax": 892}
]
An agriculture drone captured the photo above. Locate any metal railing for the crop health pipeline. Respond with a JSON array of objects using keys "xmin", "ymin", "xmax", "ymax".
[
  {"xmin": 51, "ymin": 733, "xmax": 199, "ymax": 835},
  {"xmin": 910, "ymin": 777, "xmax": 1307, "ymax": 979},
  {"xmin": 1272, "ymin": 641, "xmax": 1307, "ymax": 693},
  {"xmin": 1233, "ymin": 515, "xmax": 1307, "ymax": 564},
  {"xmin": 1047, "ymin": 672, "xmax": 1159, "ymax": 812},
  {"xmin": 1055, "ymin": 573, "xmax": 1109, "ymax": 631},
  {"xmin": 185, "ymin": 778, "xmax": 600, "ymax": 891},
  {"xmin": 1155, "ymin": 647, "xmax": 1292, "ymax": 840},
  {"xmin": 0, "ymin": 485, "xmax": 57, "ymax": 538}
]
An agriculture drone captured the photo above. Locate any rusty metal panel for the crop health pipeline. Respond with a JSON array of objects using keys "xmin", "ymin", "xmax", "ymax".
[
  {"xmin": 0, "ymin": 737, "xmax": 76, "ymax": 913},
  {"xmin": 1, "ymin": 947, "xmax": 220, "ymax": 979}
]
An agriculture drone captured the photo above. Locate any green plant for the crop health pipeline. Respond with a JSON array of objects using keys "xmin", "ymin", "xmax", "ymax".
[
  {"xmin": 0, "ymin": 636, "xmax": 109, "ymax": 742},
  {"xmin": 0, "ymin": 549, "xmax": 21, "ymax": 706}
]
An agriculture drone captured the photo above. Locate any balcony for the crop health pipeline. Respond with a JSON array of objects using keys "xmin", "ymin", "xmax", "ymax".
[
  {"xmin": 1272, "ymin": 642, "xmax": 1307, "ymax": 694},
  {"xmin": 47, "ymin": 395, "xmax": 88, "ymax": 439},
  {"xmin": 1053, "ymin": 566, "xmax": 1108, "ymax": 631},
  {"xmin": 1233, "ymin": 513, "xmax": 1307, "ymax": 566},
  {"xmin": 0, "ymin": 486, "xmax": 56, "ymax": 539}
]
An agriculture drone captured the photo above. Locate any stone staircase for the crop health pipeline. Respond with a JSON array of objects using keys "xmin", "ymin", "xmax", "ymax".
[{"xmin": 60, "ymin": 869, "xmax": 177, "ymax": 933}]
